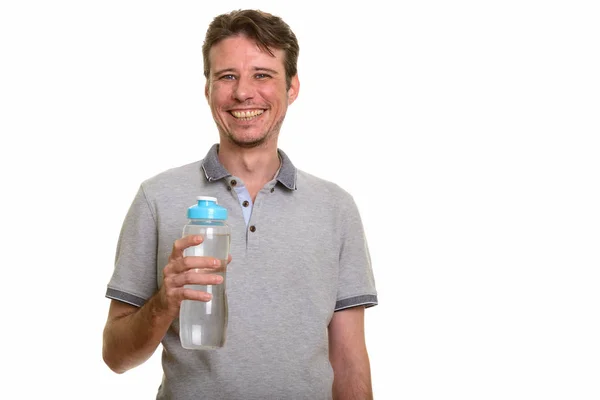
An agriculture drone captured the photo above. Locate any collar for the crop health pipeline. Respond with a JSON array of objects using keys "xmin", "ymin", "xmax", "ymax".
[{"xmin": 201, "ymin": 143, "xmax": 297, "ymax": 190}]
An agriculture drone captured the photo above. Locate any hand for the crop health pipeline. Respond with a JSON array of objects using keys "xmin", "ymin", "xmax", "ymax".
[{"xmin": 158, "ymin": 235, "xmax": 232, "ymax": 319}]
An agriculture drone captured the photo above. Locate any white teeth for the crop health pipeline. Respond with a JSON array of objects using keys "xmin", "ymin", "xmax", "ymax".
[{"xmin": 231, "ymin": 110, "xmax": 264, "ymax": 119}]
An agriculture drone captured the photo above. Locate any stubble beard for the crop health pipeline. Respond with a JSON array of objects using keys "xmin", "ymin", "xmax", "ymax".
[{"xmin": 223, "ymin": 116, "xmax": 285, "ymax": 149}]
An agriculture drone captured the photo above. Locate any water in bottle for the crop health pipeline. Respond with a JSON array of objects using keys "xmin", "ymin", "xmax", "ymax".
[{"xmin": 179, "ymin": 196, "xmax": 230, "ymax": 350}]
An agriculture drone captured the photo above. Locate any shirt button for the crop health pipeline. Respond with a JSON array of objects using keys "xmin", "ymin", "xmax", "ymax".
[
  {"xmin": 249, "ymin": 225, "xmax": 256, "ymax": 232},
  {"xmin": 242, "ymin": 200, "xmax": 249, "ymax": 207},
  {"xmin": 227, "ymin": 186, "xmax": 232, "ymax": 191},
  {"xmin": 270, "ymin": 188, "xmax": 275, "ymax": 193},
  {"xmin": 231, "ymin": 179, "xmax": 237, "ymax": 186}
]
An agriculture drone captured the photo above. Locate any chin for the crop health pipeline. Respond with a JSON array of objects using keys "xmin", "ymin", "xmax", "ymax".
[{"xmin": 228, "ymin": 134, "xmax": 269, "ymax": 149}]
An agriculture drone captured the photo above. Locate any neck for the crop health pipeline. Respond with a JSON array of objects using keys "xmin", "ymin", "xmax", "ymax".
[{"xmin": 218, "ymin": 140, "xmax": 280, "ymax": 190}]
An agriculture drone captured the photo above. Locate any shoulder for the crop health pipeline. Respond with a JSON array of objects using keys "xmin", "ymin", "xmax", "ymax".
[
  {"xmin": 296, "ymin": 169, "xmax": 356, "ymax": 208},
  {"xmin": 131, "ymin": 160, "xmax": 207, "ymax": 218},
  {"xmin": 140, "ymin": 160, "xmax": 204, "ymax": 195}
]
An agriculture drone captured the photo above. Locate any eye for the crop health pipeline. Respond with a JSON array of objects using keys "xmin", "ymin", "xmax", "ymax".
[
  {"xmin": 219, "ymin": 74, "xmax": 236, "ymax": 80},
  {"xmin": 255, "ymin": 73, "xmax": 271, "ymax": 79}
]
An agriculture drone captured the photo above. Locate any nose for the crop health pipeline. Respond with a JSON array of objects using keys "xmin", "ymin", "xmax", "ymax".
[{"xmin": 233, "ymin": 77, "xmax": 254, "ymax": 102}]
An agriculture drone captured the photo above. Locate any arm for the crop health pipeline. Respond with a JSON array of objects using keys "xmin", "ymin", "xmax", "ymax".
[
  {"xmin": 328, "ymin": 306, "xmax": 373, "ymax": 400},
  {"xmin": 102, "ymin": 235, "xmax": 226, "ymax": 373},
  {"xmin": 102, "ymin": 296, "xmax": 174, "ymax": 374}
]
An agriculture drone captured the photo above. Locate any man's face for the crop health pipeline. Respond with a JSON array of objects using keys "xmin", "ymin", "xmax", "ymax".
[{"xmin": 205, "ymin": 35, "xmax": 299, "ymax": 148}]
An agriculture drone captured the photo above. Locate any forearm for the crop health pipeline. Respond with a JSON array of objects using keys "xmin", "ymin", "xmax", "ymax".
[
  {"xmin": 331, "ymin": 353, "xmax": 373, "ymax": 400},
  {"xmin": 328, "ymin": 307, "xmax": 373, "ymax": 400},
  {"xmin": 102, "ymin": 295, "xmax": 174, "ymax": 374}
]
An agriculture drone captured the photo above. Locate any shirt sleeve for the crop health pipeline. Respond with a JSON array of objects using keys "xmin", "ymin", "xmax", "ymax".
[
  {"xmin": 334, "ymin": 195, "xmax": 378, "ymax": 311},
  {"xmin": 105, "ymin": 184, "xmax": 159, "ymax": 307}
]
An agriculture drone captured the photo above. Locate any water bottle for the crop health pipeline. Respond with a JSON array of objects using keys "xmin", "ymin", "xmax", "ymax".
[{"xmin": 179, "ymin": 196, "xmax": 230, "ymax": 350}]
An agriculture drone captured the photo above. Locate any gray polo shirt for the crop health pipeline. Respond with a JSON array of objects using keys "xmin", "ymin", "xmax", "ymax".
[{"xmin": 106, "ymin": 144, "xmax": 378, "ymax": 399}]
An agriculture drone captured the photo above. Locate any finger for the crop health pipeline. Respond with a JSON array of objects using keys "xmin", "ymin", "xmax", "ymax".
[
  {"xmin": 164, "ymin": 286, "xmax": 212, "ymax": 305},
  {"xmin": 227, "ymin": 254, "xmax": 232, "ymax": 264},
  {"xmin": 171, "ymin": 270, "xmax": 224, "ymax": 288},
  {"xmin": 182, "ymin": 287, "xmax": 213, "ymax": 302},
  {"xmin": 174, "ymin": 256, "xmax": 222, "ymax": 274},
  {"xmin": 169, "ymin": 235, "xmax": 203, "ymax": 261},
  {"xmin": 164, "ymin": 255, "xmax": 221, "ymax": 277}
]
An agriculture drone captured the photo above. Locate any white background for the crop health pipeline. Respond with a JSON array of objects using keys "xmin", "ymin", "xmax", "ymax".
[{"xmin": 1, "ymin": 1, "xmax": 599, "ymax": 399}]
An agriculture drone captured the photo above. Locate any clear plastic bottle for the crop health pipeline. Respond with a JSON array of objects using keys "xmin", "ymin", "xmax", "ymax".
[{"xmin": 179, "ymin": 196, "xmax": 230, "ymax": 350}]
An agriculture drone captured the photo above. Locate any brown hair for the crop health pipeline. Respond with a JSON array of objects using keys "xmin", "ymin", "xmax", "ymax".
[{"xmin": 202, "ymin": 9, "xmax": 299, "ymax": 89}]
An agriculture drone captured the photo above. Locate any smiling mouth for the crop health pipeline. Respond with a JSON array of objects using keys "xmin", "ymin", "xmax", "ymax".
[{"xmin": 230, "ymin": 109, "xmax": 265, "ymax": 121}]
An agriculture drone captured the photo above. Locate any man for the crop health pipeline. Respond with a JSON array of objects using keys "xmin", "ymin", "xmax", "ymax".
[{"xmin": 103, "ymin": 9, "xmax": 378, "ymax": 399}]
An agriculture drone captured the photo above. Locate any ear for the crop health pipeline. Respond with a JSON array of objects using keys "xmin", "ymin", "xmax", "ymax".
[
  {"xmin": 287, "ymin": 75, "xmax": 300, "ymax": 105},
  {"xmin": 205, "ymin": 81, "xmax": 210, "ymax": 101}
]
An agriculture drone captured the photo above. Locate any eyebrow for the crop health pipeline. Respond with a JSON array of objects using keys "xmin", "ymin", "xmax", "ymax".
[{"xmin": 212, "ymin": 67, "xmax": 280, "ymax": 77}]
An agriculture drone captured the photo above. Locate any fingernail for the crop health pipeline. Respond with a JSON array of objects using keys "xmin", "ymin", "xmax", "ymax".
[
  {"xmin": 214, "ymin": 259, "xmax": 220, "ymax": 266},
  {"xmin": 216, "ymin": 276, "xmax": 223, "ymax": 283},
  {"xmin": 195, "ymin": 235, "xmax": 202, "ymax": 241}
]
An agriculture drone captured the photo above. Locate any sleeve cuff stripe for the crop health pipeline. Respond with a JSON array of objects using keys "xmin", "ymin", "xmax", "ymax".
[
  {"xmin": 334, "ymin": 294, "xmax": 378, "ymax": 311},
  {"xmin": 105, "ymin": 288, "xmax": 145, "ymax": 308}
]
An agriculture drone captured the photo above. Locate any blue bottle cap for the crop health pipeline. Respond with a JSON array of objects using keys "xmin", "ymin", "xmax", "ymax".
[{"xmin": 187, "ymin": 196, "xmax": 228, "ymax": 220}]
